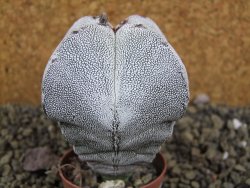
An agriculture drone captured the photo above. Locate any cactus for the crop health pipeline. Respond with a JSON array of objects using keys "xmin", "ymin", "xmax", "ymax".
[{"xmin": 42, "ymin": 14, "xmax": 189, "ymax": 176}]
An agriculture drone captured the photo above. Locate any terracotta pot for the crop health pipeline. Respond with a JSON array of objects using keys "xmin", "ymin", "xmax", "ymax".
[{"xmin": 59, "ymin": 149, "xmax": 167, "ymax": 188}]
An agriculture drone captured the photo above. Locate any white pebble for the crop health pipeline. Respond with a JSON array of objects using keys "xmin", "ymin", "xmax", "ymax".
[
  {"xmin": 193, "ymin": 93, "xmax": 210, "ymax": 105},
  {"xmin": 240, "ymin": 141, "xmax": 247, "ymax": 148},
  {"xmin": 233, "ymin": 118, "xmax": 242, "ymax": 129},
  {"xmin": 99, "ymin": 180, "xmax": 125, "ymax": 188},
  {"xmin": 222, "ymin": 151, "xmax": 229, "ymax": 160}
]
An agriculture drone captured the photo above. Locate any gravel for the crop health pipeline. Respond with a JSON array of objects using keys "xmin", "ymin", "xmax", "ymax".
[
  {"xmin": 162, "ymin": 103, "xmax": 250, "ymax": 188},
  {"xmin": 0, "ymin": 103, "xmax": 249, "ymax": 188}
]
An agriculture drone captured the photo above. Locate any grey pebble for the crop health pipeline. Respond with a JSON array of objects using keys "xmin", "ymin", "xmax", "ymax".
[
  {"xmin": 1, "ymin": 128, "xmax": 8, "ymax": 136},
  {"xmin": 234, "ymin": 164, "xmax": 246, "ymax": 172},
  {"xmin": 222, "ymin": 182, "xmax": 234, "ymax": 188},
  {"xmin": 180, "ymin": 177, "xmax": 190, "ymax": 184},
  {"xmin": 180, "ymin": 132, "xmax": 194, "ymax": 144},
  {"xmin": 1, "ymin": 102, "xmax": 250, "ymax": 187},
  {"xmin": 22, "ymin": 128, "xmax": 33, "ymax": 137},
  {"xmin": 205, "ymin": 146, "xmax": 217, "ymax": 160},
  {"xmin": 134, "ymin": 179, "xmax": 143, "ymax": 187},
  {"xmin": 172, "ymin": 166, "xmax": 181, "ymax": 175},
  {"xmin": 246, "ymin": 179, "xmax": 250, "ymax": 185},
  {"xmin": 184, "ymin": 171, "xmax": 196, "ymax": 180},
  {"xmin": 230, "ymin": 171, "xmax": 242, "ymax": 185},
  {"xmin": 2, "ymin": 164, "xmax": 11, "ymax": 176},
  {"xmin": 179, "ymin": 182, "xmax": 191, "ymax": 188},
  {"xmin": 211, "ymin": 114, "xmax": 224, "ymax": 129},
  {"xmin": 141, "ymin": 173, "xmax": 153, "ymax": 184},
  {"xmin": 169, "ymin": 178, "xmax": 179, "ymax": 183},
  {"xmin": 191, "ymin": 181, "xmax": 200, "ymax": 188},
  {"xmin": 0, "ymin": 151, "xmax": 13, "ymax": 165},
  {"xmin": 10, "ymin": 140, "xmax": 19, "ymax": 149},
  {"xmin": 193, "ymin": 94, "xmax": 210, "ymax": 105},
  {"xmin": 191, "ymin": 147, "xmax": 200, "ymax": 157},
  {"xmin": 187, "ymin": 106, "xmax": 197, "ymax": 114},
  {"xmin": 170, "ymin": 183, "xmax": 177, "ymax": 188}
]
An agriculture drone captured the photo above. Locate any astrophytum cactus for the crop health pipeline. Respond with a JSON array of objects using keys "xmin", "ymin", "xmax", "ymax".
[{"xmin": 42, "ymin": 14, "xmax": 189, "ymax": 176}]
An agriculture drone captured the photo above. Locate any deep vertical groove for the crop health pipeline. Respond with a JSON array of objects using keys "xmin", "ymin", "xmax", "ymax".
[
  {"xmin": 113, "ymin": 29, "xmax": 118, "ymax": 111},
  {"xmin": 112, "ymin": 30, "xmax": 120, "ymax": 175}
]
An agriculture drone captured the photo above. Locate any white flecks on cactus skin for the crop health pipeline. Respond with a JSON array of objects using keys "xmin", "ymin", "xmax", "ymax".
[{"xmin": 42, "ymin": 14, "xmax": 189, "ymax": 176}]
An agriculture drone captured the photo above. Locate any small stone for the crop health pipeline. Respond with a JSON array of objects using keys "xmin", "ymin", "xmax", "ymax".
[
  {"xmin": 134, "ymin": 179, "xmax": 143, "ymax": 187},
  {"xmin": 17, "ymin": 134, "xmax": 23, "ymax": 140},
  {"xmin": 0, "ymin": 151, "xmax": 13, "ymax": 165},
  {"xmin": 179, "ymin": 182, "xmax": 191, "ymax": 188},
  {"xmin": 86, "ymin": 174, "xmax": 97, "ymax": 186},
  {"xmin": 191, "ymin": 181, "xmax": 200, "ymax": 188},
  {"xmin": 211, "ymin": 114, "xmax": 224, "ymax": 129},
  {"xmin": 17, "ymin": 127, "xmax": 24, "ymax": 134},
  {"xmin": 181, "ymin": 163, "xmax": 193, "ymax": 170},
  {"xmin": 1, "ymin": 128, "xmax": 8, "ymax": 136},
  {"xmin": 11, "ymin": 160, "xmax": 20, "ymax": 171},
  {"xmin": 208, "ymin": 183, "xmax": 216, "ymax": 188},
  {"xmin": 141, "ymin": 173, "xmax": 153, "ymax": 184},
  {"xmin": 227, "ymin": 120, "xmax": 235, "ymax": 129},
  {"xmin": 191, "ymin": 147, "xmax": 200, "ymax": 157},
  {"xmin": 230, "ymin": 171, "xmax": 241, "ymax": 184},
  {"xmin": 2, "ymin": 164, "xmax": 11, "ymax": 176},
  {"xmin": 22, "ymin": 147, "xmax": 58, "ymax": 171},
  {"xmin": 222, "ymin": 182, "xmax": 234, "ymax": 188},
  {"xmin": 180, "ymin": 177, "xmax": 190, "ymax": 184},
  {"xmin": 213, "ymin": 180, "xmax": 222, "ymax": 187},
  {"xmin": 177, "ymin": 116, "xmax": 194, "ymax": 131},
  {"xmin": 98, "ymin": 180, "xmax": 125, "ymax": 188},
  {"xmin": 228, "ymin": 129, "xmax": 236, "ymax": 139},
  {"xmin": 180, "ymin": 132, "xmax": 194, "ymax": 144},
  {"xmin": 205, "ymin": 147, "xmax": 217, "ymax": 160},
  {"xmin": 234, "ymin": 164, "xmax": 246, "ymax": 172},
  {"xmin": 193, "ymin": 93, "xmax": 210, "ymax": 105},
  {"xmin": 239, "ymin": 141, "xmax": 247, "ymax": 148},
  {"xmin": 225, "ymin": 158, "xmax": 236, "ymax": 167},
  {"xmin": 168, "ymin": 159, "xmax": 177, "ymax": 168},
  {"xmin": 10, "ymin": 140, "xmax": 18, "ymax": 149},
  {"xmin": 0, "ymin": 139, "xmax": 6, "ymax": 151},
  {"xmin": 45, "ymin": 174, "xmax": 57, "ymax": 184},
  {"xmin": 11, "ymin": 180, "xmax": 19, "ymax": 188},
  {"xmin": 185, "ymin": 171, "xmax": 196, "ymax": 180},
  {"xmin": 172, "ymin": 166, "xmax": 181, "ymax": 175},
  {"xmin": 14, "ymin": 149, "xmax": 21, "ymax": 158},
  {"xmin": 169, "ymin": 178, "xmax": 179, "ymax": 183},
  {"xmin": 187, "ymin": 106, "xmax": 197, "ymax": 114},
  {"xmin": 233, "ymin": 118, "xmax": 242, "ymax": 129},
  {"xmin": 228, "ymin": 146, "xmax": 237, "ymax": 157},
  {"xmin": 222, "ymin": 151, "xmax": 229, "ymax": 160},
  {"xmin": 23, "ymin": 128, "xmax": 33, "ymax": 137},
  {"xmin": 246, "ymin": 179, "xmax": 250, "ymax": 185},
  {"xmin": 16, "ymin": 174, "xmax": 25, "ymax": 181},
  {"xmin": 162, "ymin": 152, "xmax": 172, "ymax": 161},
  {"xmin": 170, "ymin": 183, "xmax": 177, "ymax": 188}
]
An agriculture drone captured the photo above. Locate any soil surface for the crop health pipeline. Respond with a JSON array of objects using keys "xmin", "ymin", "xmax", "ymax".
[
  {"xmin": 0, "ymin": 103, "xmax": 250, "ymax": 188},
  {"xmin": 59, "ymin": 150, "xmax": 157, "ymax": 188}
]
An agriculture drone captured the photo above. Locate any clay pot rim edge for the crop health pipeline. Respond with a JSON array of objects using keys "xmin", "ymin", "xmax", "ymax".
[{"xmin": 58, "ymin": 149, "xmax": 167, "ymax": 188}]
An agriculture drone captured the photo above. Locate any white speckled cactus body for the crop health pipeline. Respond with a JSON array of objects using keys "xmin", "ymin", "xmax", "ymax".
[{"xmin": 42, "ymin": 14, "xmax": 189, "ymax": 176}]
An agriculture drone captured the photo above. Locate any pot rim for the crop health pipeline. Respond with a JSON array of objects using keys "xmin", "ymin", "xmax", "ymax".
[{"xmin": 58, "ymin": 149, "xmax": 167, "ymax": 188}]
